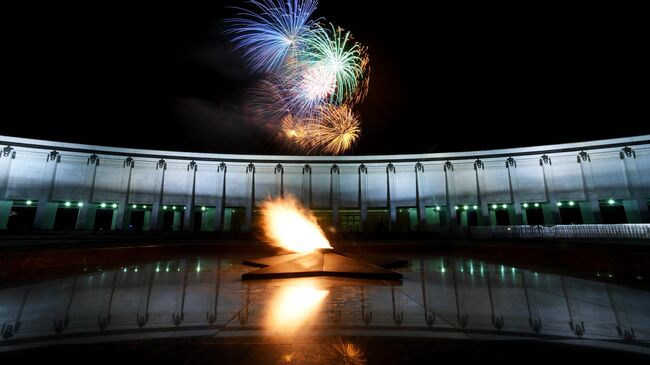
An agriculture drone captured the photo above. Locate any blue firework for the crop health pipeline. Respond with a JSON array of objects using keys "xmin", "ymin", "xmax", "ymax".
[{"xmin": 225, "ymin": 0, "xmax": 318, "ymax": 73}]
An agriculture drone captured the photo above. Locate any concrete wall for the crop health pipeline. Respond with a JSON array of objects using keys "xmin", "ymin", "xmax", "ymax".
[{"xmin": 1, "ymin": 134, "xmax": 649, "ymax": 231}]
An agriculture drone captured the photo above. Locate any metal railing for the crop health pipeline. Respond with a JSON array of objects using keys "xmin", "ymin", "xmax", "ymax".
[{"xmin": 470, "ymin": 224, "xmax": 650, "ymax": 240}]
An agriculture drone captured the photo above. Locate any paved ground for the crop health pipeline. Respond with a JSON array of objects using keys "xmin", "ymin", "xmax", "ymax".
[{"xmin": 1, "ymin": 249, "xmax": 649, "ymax": 360}]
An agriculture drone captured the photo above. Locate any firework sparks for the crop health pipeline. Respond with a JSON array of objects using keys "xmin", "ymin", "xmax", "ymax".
[
  {"xmin": 225, "ymin": 0, "xmax": 318, "ymax": 73},
  {"xmin": 301, "ymin": 63, "xmax": 336, "ymax": 101},
  {"xmin": 225, "ymin": 1, "xmax": 369, "ymax": 155},
  {"xmin": 300, "ymin": 24, "xmax": 364, "ymax": 105},
  {"xmin": 312, "ymin": 104, "xmax": 360, "ymax": 155}
]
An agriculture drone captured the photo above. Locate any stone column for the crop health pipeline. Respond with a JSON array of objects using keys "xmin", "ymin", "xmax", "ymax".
[
  {"xmin": 359, "ymin": 163, "xmax": 368, "ymax": 231},
  {"xmin": 415, "ymin": 162, "xmax": 426, "ymax": 230},
  {"xmin": 330, "ymin": 164, "xmax": 340, "ymax": 228},
  {"xmin": 386, "ymin": 163, "xmax": 397, "ymax": 231},
  {"xmin": 0, "ymin": 146, "xmax": 16, "ymax": 198},
  {"xmin": 620, "ymin": 146, "xmax": 650, "ymax": 223},
  {"xmin": 505, "ymin": 157, "xmax": 523, "ymax": 225},
  {"xmin": 0, "ymin": 146, "xmax": 16, "ymax": 230},
  {"xmin": 115, "ymin": 157, "xmax": 134, "ymax": 230},
  {"xmin": 474, "ymin": 159, "xmax": 490, "ymax": 226},
  {"xmin": 182, "ymin": 161, "xmax": 197, "ymax": 231},
  {"xmin": 444, "ymin": 161, "xmax": 458, "ymax": 231},
  {"xmin": 214, "ymin": 163, "xmax": 226, "ymax": 231},
  {"xmin": 149, "ymin": 159, "xmax": 167, "ymax": 231},
  {"xmin": 76, "ymin": 154, "xmax": 100, "ymax": 230},
  {"xmin": 274, "ymin": 163, "xmax": 284, "ymax": 198},
  {"xmin": 302, "ymin": 164, "xmax": 312, "ymax": 208},
  {"xmin": 539, "ymin": 154, "xmax": 561, "ymax": 224},
  {"xmin": 577, "ymin": 151, "xmax": 602, "ymax": 224},
  {"xmin": 244, "ymin": 163, "xmax": 255, "ymax": 231},
  {"xmin": 34, "ymin": 150, "xmax": 61, "ymax": 230}
]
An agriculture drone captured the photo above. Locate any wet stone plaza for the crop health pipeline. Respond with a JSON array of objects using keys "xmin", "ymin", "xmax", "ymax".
[{"xmin": 1, "ymin": 249, "xmax": 649, "ymax": 362}]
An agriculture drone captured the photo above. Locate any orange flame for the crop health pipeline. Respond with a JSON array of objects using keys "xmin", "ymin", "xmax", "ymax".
[{"xmin": 261, "ymin": 195, "xmax": 332, "ymax": 253}]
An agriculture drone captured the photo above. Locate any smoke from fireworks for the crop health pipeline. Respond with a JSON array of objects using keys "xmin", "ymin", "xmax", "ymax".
[{"xmin": 226, "ymin": 0, "xmax": 369, "ymax": 154}]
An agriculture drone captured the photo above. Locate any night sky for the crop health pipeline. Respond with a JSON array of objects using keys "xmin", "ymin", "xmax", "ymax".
[{"xmin": 2, "ymin": 2, "xmax": 647, "ymax": 155}]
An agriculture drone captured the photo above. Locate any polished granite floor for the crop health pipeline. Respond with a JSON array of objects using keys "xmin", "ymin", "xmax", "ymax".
[{"xmin": 1, "ymin": 249, "xmax": 649, "ymax": 362}]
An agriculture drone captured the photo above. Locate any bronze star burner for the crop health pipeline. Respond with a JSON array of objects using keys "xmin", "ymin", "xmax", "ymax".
[{"xmin": 242, "ymin": 248, "xmax": 406, "ymax": 280}]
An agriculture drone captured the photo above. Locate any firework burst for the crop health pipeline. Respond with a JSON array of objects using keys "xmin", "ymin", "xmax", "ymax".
[
  {"xmin": 225, "ymin": 1, "xmax": 369, "ymax": 155},
  {"xmin": 225, "ymin": 0, "xmax": 318, "ymax": 73},
  {"xmin": 312, "ymin": 104, "xmax": 360, "ymax": 155},
  {"xmin": 300, "ymin": 23, "xmax": 364, "ymax": 105}
]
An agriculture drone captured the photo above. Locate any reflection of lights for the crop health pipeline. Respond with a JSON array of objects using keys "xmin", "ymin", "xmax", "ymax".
[
  {"xmin": 261, "ymin": 196, "xmax": 331, "ymax": 253},
  {"xmin": 266, "ymin": 283, "xmax": 328, "ymax": 333},
  {"xmin": 282, "ymin": 353, "xmax": 295, "ymax": 363}
]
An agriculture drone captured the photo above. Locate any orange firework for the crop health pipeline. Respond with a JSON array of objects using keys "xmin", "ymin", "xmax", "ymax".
[{"xmin": 312, "ymin": 104, "xmax": 361, "ymax": 155}]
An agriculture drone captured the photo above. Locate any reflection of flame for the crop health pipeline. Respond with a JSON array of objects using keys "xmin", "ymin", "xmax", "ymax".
[
  {"xmin": 266, "ymin": 283, "xmax": 328, "ymax": 333},
  {"xmin": 261, "ymin": 195, "xmax": 332, "ymax": 253}
]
